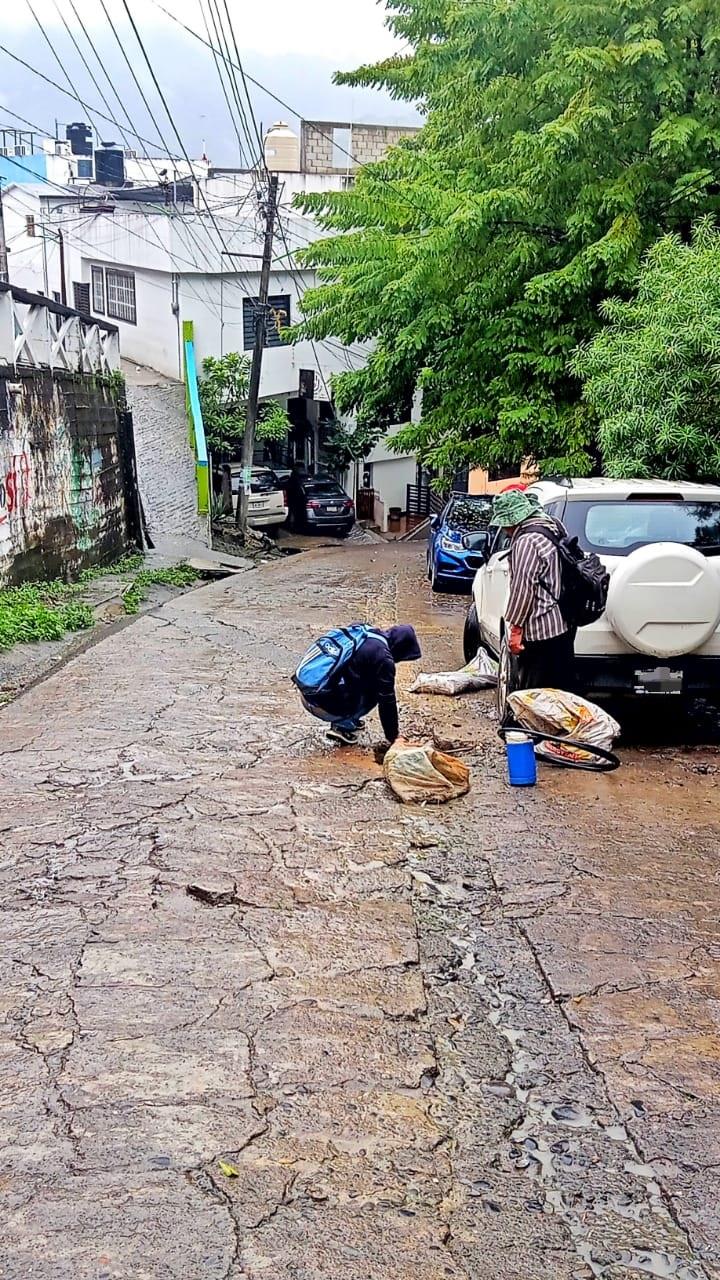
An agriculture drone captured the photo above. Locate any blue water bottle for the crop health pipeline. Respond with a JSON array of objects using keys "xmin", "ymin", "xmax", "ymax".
[{"xmin": 505, "ymin": 731, "xmax": 537, "ymax": 787}]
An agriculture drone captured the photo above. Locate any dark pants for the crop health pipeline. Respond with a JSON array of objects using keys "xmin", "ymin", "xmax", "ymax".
[
  {"xmin": 517, "ymin": 629, "xmax": 576, "ymax": 692},
  {"xmin": 301, "ymin": 693, "xmax": 375, "ymax": 732}
]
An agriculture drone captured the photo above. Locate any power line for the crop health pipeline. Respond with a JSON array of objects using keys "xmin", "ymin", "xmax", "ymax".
[
  {"xmin": 117, "ymin": 0, "xmax": 255, "ymax": 280},
  {"xmin": 0, "ymin": 42, "xmax": 173, "ymax": 157},
  {"xmin": 23, "ymin": 0, "xmax": 102, "ymax": 142},
  {"xmin": 47, "ymin": 0, "xmax": 132, "ymax": 152},
  {"xmin": 216, "ymin": 0, "xmax": 264, "ymax": 167},
  {"xmin": 61, "ymin": 0, "xmax": 141, "ymax": 155},
  {"xmin": 203, "ymin": 0, "xmax": 256, "ymax": 165},
  {"xmin": 196, "ymin": 0, "xmax": 247, "ymax": 166},
  {"xmin": 202, "ymin": 1, "xmax": 337, "ymax": 403},
  {"xmin": 147, "ymin": 0, "xmax": 432, "ymax": 227},
  {"xmin": 89, "ymin": 0, "xmax": 247, "ymax": 288}
]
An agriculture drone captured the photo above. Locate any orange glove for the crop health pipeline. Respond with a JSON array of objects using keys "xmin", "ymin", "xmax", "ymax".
[{"xmin": 508, "ymin": 625, "xmax": 524, "ymax": 656}]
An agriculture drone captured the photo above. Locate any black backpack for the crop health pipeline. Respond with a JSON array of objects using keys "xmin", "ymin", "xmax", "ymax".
[{"xmin": 516, "ymin": 523, "xmax": 609, "ymax": 629}]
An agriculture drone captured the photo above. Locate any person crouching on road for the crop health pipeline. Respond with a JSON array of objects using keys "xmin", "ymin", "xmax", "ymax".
[
  {"xmin": 303, "ymin": 625, "xmax": 422, "ymax": 747},
  {"xmin": 489, "ymin": 490, "xmax": 575, "ymax": 691}
]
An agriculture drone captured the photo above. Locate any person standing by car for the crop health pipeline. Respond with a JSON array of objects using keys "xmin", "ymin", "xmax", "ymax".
[
  {"xmin": 489, "ymin": 490, "xmax": 575, "ymax": 690},
  {"xmin": 295, "ymin": 624, "xmax": 422, "ymax": 746},
  {"xmin": 287, "ymin": 459, "xmax": 309, "ymax": 530}
]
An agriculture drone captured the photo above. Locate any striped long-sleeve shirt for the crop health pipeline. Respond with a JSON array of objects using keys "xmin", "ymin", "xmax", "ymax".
[{"xmin": 506, "ymin": 518, "xmax": 567, "ymax": 642}]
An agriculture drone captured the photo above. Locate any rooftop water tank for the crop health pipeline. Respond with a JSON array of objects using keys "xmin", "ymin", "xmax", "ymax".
[
  {"xmin": 66, "ymin": 121, "xmax": 92, "ymax": 157},
  {"xmin": 264, "ymin": 122, "xmax": 299, "ymax": 172},
  {"xmin": 94, "ymin": 142, "xmax": 125, "ymax": 187}
]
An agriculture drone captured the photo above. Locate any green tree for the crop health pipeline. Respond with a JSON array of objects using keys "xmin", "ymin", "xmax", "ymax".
[
  {"xmin": 294, "ymin": 0, "xmax": 720, "ymax": 479},
  {"xmin": 198, "ymin": 353, "xmax": 290, "ymax": 455},
  {"xmin": 573, "ymin": 219, "xmax": 720, "ymax": 480}
]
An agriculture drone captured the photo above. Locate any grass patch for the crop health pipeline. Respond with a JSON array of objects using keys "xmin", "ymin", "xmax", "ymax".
[
  {"xmin": 0, "ymin": 556, "xmax": 199, "ymax": 651},
  {"xmin": 0, "ymin": 583, "xmax": 95, "ymax": 651},
  {"xmin": 121, "ymin": 564, "xmax": 199, "ymax": 615}
]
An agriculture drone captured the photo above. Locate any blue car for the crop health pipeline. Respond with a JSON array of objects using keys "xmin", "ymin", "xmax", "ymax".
[{"xmin": 427, "ymin": 493, "xmax": 494, "ymax": 593}]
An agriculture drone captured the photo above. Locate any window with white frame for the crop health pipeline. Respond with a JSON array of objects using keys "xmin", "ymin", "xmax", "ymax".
[
  {"xmin": 91, "ymin": 265, "xmax": 105, "ymax": 314},
  {"xmin": 105, "ymin": 268, "xmax": 137, "ymax": 324}
]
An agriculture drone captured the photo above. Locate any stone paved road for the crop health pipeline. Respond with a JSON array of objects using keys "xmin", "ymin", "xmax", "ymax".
[{"xmin": 1, "ymin": 545, "xmax": 719, "ymax": 1280}]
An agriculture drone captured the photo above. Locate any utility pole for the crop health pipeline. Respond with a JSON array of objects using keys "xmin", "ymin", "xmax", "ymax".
[
  {"xmin": 57, "ymin": 228, "xmax": 67, "ymax": 305},
  {"xmin": 236, "ymin": 172, "xmax": 279, "ymax": 534},
  {"xmin": 0, "ymin": 187, "xmax": 9, "ymax": 284}
]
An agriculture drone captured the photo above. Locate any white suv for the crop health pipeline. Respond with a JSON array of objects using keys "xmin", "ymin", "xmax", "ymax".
[
  {"xmin": 230, "ymin": 467, "xmax": 288, "ymax": 530},
  {"xmin": 463, "ymin": 479, "xmax": 720, "ymax": 714}
]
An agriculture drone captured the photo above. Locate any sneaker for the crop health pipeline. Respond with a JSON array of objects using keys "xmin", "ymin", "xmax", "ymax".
[{"xmin": 327, "ymin": 727, "xmax": 359, "ymax": 746}]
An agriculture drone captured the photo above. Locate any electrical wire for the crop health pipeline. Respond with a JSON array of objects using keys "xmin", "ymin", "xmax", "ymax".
[
  {"xmin": 48, "ymin": 0, "xmax": 134, "ymax": 153},
  {"xmin": 77, "ymin": 0, "xmax": 249, "ymax": 291},
  {"xmin": 196, "ymin": 0, "xmax": 248, "ymax": 166},
  {"xmin": 203, "ymin": 0, "xmax": 256, "ymax": 165},
  {"xmin": 216, "ymin": 0, "xmax": 264, "ymax": 166},
  {"xmin": 116, "ymin": 0, "xmax": 257, "ymax": 286},
  {"xmin": 203, "ymin": 3, "xmax": 339, "ymax": 403},
  {"xmin": 23, "ymin": 0, "xmax": 103, "ymax": 142},
  {"xmin": 147, "ymin": 0, "xmax": 432, "ymax": 226}
]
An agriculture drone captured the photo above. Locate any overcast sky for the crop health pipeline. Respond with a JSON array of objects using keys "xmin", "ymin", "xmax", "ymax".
[{"xmin": 0, "ymin": 0, "xmax": 419, "ymax": 163}]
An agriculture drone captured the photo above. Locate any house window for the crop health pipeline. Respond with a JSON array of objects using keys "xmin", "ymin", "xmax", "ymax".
[
  {"xmin": 77, "ymin": 158, "xmax": 93, "ymax": 179},
  {"xmin": 242, "ymin": 294, "xmax": 291, "ymax": 350},
  {"xmin": 73, "ymin": 282, "xmax": 91, "ymax": 314},
  {"xmin": 91, "ymin": 265, "xmax": 105, "ymax": 314},
  {"xmin": 25, "ymin": 215, "xmax": 35, "ymax": 237},
  {"xmin": 106, "ymin": 268, "xmax": 137, "ymax": 324}
]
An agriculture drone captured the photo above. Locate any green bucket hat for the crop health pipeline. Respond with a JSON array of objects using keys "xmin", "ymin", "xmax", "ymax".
[{"xmin": 489, "ymin": 490, "xmax": 542, "ymax": 527}]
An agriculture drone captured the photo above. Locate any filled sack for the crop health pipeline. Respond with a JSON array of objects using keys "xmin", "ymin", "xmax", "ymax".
[
  {"xmin": 384, "ymin": 740, "xmax": 470, "ymax": 804},
  {"xmin": 508, "ymin": 688, "xmax": 620, "ymax": 767},
  {"xmin": 409, "ymin": 648, "xmax": 498, "ymax": 697}
]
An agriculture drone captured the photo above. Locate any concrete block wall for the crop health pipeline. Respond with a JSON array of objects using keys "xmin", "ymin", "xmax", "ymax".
[
  {"xmin": 127, "ymin": 373, "xmax": 207, "ymax": 546},
  {"xmin": 0, "ymin": 368, "xmax": 135, "ymax": 585},
  {"xmin": 300, "ymin": 121, "xmax": 420, "ymax": 173}
]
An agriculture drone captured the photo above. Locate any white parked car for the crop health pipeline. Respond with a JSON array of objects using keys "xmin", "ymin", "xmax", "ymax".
[
  {"xmin": 230, "ymin": 467, "xmax": 288, "ymax": 530},
  {"xmin": 463, "ymin": 478, "xmax": 720, "ymax": 716}
]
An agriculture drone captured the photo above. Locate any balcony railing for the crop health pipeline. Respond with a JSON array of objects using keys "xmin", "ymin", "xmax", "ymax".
[{"xmin": 0, "ymin": 282, "xmax": 120, "ymax": 374}]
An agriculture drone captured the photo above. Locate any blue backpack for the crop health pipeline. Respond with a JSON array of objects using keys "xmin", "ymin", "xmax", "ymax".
[{"xmin": 292, "ymin": 625, "xmax": 385, "ymax": 699}]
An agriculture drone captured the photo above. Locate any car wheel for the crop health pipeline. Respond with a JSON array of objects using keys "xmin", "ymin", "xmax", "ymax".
[
  {"xmin": 496, "ymin": 631, "xmax": 520, "ymax": 724},
  {"xmin": 463, "ymin": 603, "xmax": 481, "ymax": 664},
  {"xmin": 430, "ymin": 560, "xmax": 449, "ymax": 594}
]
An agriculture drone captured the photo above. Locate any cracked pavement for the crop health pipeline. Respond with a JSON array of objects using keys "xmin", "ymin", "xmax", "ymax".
[{"xmin": 1, "ymin": 544, "xmax": 719, "ymax": 1279}]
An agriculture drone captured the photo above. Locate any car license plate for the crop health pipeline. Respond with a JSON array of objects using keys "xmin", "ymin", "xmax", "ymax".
[
  {"xmin": 634, "ymin": 666, "xmax": 683, "ymax": 694},
  {"xmin": 326, "ymin": 505, "xmax": 340, "ymax": 513}
]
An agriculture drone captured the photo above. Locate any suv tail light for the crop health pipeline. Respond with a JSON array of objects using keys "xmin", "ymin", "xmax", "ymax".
[
  {"xmin": 344, "ymin": 500, "xmax": 354, "ymax": 511},
  {"xmin": 306, "ymin": 500, "xmax": 321, "ymax": 510}
]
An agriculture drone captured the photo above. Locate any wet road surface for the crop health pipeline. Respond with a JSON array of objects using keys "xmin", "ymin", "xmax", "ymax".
[{"xmin": 1, "ymin": 544, "xmax": 718, "ymax": 1279}]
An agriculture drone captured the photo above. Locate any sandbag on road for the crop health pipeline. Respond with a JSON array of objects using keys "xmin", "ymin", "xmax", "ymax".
[{"xmin": 384, "ymin": 740, "xmax": 470, "ymax": 804}]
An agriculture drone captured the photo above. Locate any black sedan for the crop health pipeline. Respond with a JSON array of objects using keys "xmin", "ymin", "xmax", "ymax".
[{"xmin": 300, "ymin": 477, "xmax": 356, "ymax": 536}]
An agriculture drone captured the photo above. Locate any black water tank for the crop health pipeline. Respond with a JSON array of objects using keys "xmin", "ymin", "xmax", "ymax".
[
  {"xmin": 94, "ymin": 143, "xmax": 125, "ymax": 187},
  {"xmin": 66, "ymin": 121, "xmax": 92, "ymax": 156}
]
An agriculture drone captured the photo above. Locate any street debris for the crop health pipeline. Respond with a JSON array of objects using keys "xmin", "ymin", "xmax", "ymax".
[
  {"xmin": 409, "ymin": 647, "xmax": 498, "ymax": 696},
  {"xmin": 218, "ymin": 1160, "xmax": 240, "ymax": 1178},
  {"xmin": 509, "ymin": 688, "xmax": 621, "ymax": 768},
  {"xmin": 384, "ymin": 739, "xmax": 470, "ymax": 803}
]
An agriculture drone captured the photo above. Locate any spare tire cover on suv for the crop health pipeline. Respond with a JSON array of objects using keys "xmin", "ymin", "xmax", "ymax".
[{"xmin": 607, "ymin": 542, "xmax": 720, "ymax": 658}]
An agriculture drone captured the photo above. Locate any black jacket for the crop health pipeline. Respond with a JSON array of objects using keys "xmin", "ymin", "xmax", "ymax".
[{"xmin": 313, "ymin": 625, "xmax": 421, "ymax": 741}]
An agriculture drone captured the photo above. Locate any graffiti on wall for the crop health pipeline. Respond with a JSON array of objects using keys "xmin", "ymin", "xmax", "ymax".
[
  {"xmin": 0, "ymin": 372, "xmax": 132, "ymax": 585},
  {"xmin": 0, "ymin": 450, "xmax": 32, "ymax": 526}
]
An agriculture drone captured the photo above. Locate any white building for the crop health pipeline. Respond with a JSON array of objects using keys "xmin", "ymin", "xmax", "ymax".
[{"xmin": 1, "ymin": 119, "xmax": 421, "ymax": 534}]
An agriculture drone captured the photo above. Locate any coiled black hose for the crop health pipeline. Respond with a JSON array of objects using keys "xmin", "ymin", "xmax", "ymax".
[{"xmin": 498, "ymin": 726, "xmax": 621, "ymax": 773}]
